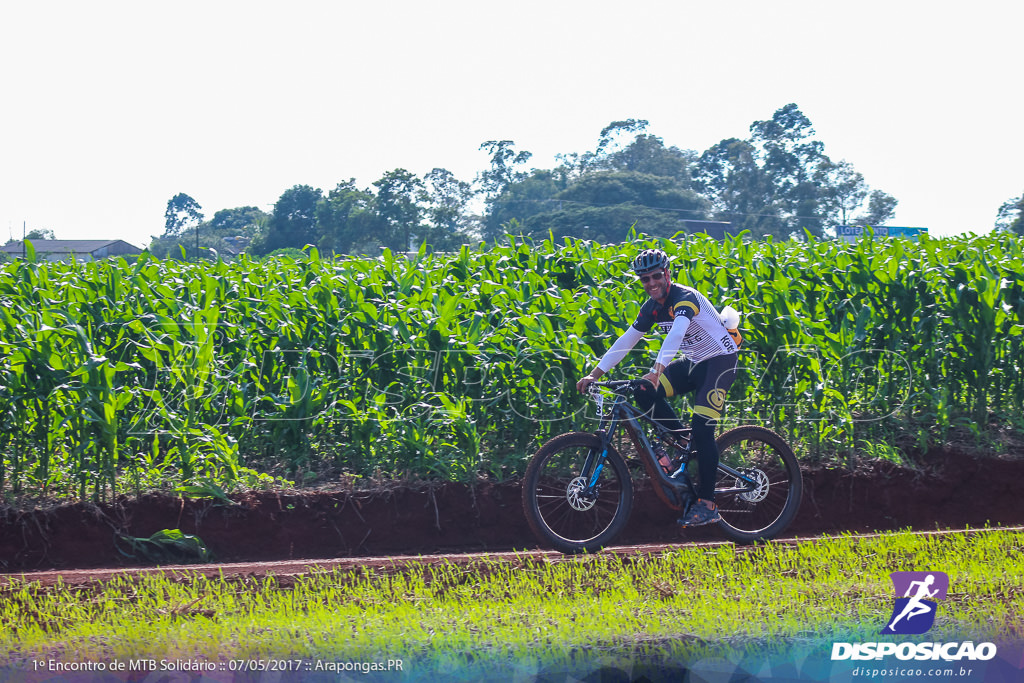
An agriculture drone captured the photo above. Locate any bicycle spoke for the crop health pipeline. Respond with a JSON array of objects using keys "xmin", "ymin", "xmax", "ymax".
[
  {"xmin": 711, "ymin": 426, "xmax": 802, "ymax": 542},
  {"xmin": 523, "ymin": 433, "xmax": 633, "ymax": 553}
]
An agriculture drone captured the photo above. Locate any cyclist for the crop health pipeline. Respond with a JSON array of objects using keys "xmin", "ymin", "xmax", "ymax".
[{"xmin": 575, "ymin": 248, "xmax": 740, "ymax": 527}]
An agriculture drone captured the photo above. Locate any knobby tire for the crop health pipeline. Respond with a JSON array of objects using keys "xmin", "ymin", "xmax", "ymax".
[
  {"xmin": 521, "ymin": 432, "xmax": 633, "ymax": 554},
  {"xmin": 712, "ymin": 425, "xmax": 803, "ymax": 544}
]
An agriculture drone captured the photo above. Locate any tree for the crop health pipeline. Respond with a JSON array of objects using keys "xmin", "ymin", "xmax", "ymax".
[
  {"xmin": 484, "ymin": 169, "xmax": 564, "ymax": 238},
  {"xmin": 149, "ymin": 206, "xmax": 268, "ymax": 260},
  {"xmin": 694, "ymin": 138, "xmax": 785, "ymax": 237},
  {"xmin": 475, "ymin": 140, "xmax": 532, "ymax": 196},
  {"xmin": 481, "ymin": 121, "xmax": 713, "ymax": 243},
  {"xmin": 373, "ymin": 169, "xmax": 425, "ymax": 252},
  {"xmin": 504, "ymin": 171, "xmax": 708, "ymax": 242},
  {"xmin": 749, "ymin": 103, "xmax": 828, "ymax": 237},
  {"xmin": 853, "ymin": 190, "xmax": 898, "ymax": 228},
  {"xmin": 24, "ymin": 228, "xmax": 55, "ymax": 241},
  {"xmin": 477, "ymin": 140, "xmax": 533, "ymax": 200},
  {"xmin": 595, "ymin": 119, "xmax": 649, "ymax": 157},
  {"xmin": 556, "ymin": 171, "xmax": 703, "ymax": 214},
  {"xmin": 208, "ymin": 206, "xmax": 268, "ymax": 238},
  {"xmin": 558, "ymin": 119, "xmax": 651, "ymax": 178},
  {"xmin": 477, "ymin": 141, "xmax": 533, "ymax": 240},
  {"xmin": 692, "ymin": 105, "xmax": 897, "ymax": 239},
  {"xmin": 422, "ymin": 168, "xmax": 475, "ymax": 249},
  {"xmin": 149, "ymin": 232, "xmax": 233, "ymax": 260},
  {"xmin": 602, "ymin": 134, "xmax": 696, "ymax": 181},
  {"xmin": 253, "ymin": 185, "xmax": 323, "ymax": 255},
  {"xmin": 164, "ymin": 193, "xmax": 204, "ymax": 237},
  {"xmin": 314, "ymin": 180, "xmax": 379, "ymax": 254},
  {"xmin": 815, "ymin": 162, "xmax": 898, "ymax": 233},
  {"xmin": 816, "ymin": 159, "xmax": 868, "ymax": 226},
  {"xmin": 996, "ymin": 193, "xmax": 1024, "ymax": 235},
  {"xmin": 522, "ymin": 204, "xmax": 676, "ymax": 243}
]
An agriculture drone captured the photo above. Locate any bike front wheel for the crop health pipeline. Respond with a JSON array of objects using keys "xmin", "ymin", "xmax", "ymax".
[
  {"xmin": 713, "ymin": 425, "xmax": 803, "ymax": 544},
  {"xmin": 522, "ymin": 432, "xmax": 633, "ymax": 554}
]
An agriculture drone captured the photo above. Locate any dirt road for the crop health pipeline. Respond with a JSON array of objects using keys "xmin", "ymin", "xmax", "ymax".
[{"xmin": 1, "ymin": 449, "xmax": 1021, "ymax": 580}]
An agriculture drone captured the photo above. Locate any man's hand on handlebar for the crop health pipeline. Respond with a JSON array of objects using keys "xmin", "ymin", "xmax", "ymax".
[
  {"xmin": 640, "ymin": 372, "xmax": 660, "ymax": 388},
  {"xmin": 576, "ymin": 371, "xmax": 603, "ymax": 394},
  {"xmin": 640, "ymin": 363, "xmax": 665, "ymax": 390}
]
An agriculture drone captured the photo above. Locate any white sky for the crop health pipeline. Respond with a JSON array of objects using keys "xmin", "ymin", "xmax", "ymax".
[{"xmin": 1, "ymin": 1, "xmax": 1021, "ymax": 248}]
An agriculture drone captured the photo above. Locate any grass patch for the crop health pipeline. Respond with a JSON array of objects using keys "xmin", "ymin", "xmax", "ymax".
[{"xmin": 1, "ymin": 529, "xmax": 1022, "ymax": 678}]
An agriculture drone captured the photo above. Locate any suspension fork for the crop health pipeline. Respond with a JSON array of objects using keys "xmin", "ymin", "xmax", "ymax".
[{"xmin": 582, "ymin": 405, "xmax": 623, "ymax": 492}]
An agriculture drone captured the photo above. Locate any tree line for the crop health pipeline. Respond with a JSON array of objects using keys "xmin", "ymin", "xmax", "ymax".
[{"xmin": 146, "ymin": 103, "xmax": 1021, "ymax": 259}]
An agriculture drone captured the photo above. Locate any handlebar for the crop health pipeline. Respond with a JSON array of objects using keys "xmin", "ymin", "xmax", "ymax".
[
  {"xmin": 588, "ymin": 379, "xmax": 642, "ymax": 396},
  {"xmin": 592, "ymin": 379, "xmax": 636, "ymax": 388}
]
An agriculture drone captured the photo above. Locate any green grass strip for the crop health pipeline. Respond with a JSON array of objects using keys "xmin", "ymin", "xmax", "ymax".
[{"xmin": 1, "ymin": 528, "xmax": 1022, "ymax": 676}]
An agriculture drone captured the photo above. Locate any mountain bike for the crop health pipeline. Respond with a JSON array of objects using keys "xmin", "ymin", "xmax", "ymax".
[{"xmin": 521, "ymin": 379, "xmax": 803, "ymax": 554}]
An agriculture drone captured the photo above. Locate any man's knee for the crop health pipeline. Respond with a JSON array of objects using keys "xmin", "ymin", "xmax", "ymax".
[
  {"xmin": 691, "ymin": 412, "xmax": 716, "ymax": 432},
  {"xmin": 632, "ymin": 379, "xmax": 661, "ymax": 407}
]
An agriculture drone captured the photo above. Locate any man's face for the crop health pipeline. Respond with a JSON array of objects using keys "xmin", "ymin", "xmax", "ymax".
[{"xmin": 639, "ymin": 268, "xmax": 671, "ymax": 299}]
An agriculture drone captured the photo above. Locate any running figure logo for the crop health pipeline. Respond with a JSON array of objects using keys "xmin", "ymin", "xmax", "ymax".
[{"xmin": 881, "ymin": 571, "xmax": 949, "ymax": 635}]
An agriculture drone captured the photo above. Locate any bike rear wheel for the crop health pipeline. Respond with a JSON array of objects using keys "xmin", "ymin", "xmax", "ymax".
[
  {"xmin": 522, "ymin": 432, "xmax": 633, "ymax": 554},
  {"xmin": 713, "ymin": 426, "xmax": 802, "ymax": 543}
]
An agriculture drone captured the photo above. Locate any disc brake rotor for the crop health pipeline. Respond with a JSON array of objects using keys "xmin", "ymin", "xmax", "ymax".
[
  {"xmin": 737, "ymin": 468, "xmax": 769, "ymax": 503},
  {"xmin": 566, "ymin": 476, "xmax": 597, "ymax": 511}
]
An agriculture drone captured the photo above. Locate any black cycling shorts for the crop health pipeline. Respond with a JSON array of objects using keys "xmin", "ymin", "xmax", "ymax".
[{"xmin": 656, "ymin": 352, "xmax": 738, "ymax": 423}]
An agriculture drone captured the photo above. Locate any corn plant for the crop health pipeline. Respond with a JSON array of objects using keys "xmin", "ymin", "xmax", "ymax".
[{"xmin": 1, "ymin": 233, "xmax": 1022, "ymax": 499}]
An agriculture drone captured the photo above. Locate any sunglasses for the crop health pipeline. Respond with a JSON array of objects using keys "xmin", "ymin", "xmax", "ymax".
[{"xmin": 639, "ymin": 271, "xmax": 665, "ymax": 284}]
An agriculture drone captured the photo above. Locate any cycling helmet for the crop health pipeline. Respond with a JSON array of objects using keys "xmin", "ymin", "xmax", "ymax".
[{"xmin": 631, "ymin": 248, "xmax": 669, "ymax": 275}]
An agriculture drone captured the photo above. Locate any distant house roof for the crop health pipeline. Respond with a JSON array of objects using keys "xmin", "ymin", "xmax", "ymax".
[{"xmin": 1, "ymin": 239, "xmax": 143, "ymax": 261}]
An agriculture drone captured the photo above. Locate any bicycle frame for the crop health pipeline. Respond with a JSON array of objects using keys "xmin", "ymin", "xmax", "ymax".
[{"xmin": 588, "ymin": 382, "xmax": 761, "ymax": 511}]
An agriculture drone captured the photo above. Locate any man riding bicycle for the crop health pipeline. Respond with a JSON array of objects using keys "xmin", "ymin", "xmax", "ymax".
[{"xmin": 575, "ymin": 248, "xmax": 740, "ymax": 527}]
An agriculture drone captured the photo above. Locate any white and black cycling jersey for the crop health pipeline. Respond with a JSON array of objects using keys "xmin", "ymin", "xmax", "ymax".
[
  {"xmin": 597, "ymin": 283, "xmax": 736, "ymax": 373},
  {"xmin": 631, "ymin": 283, "xmax": 737, "ymax": 364}
]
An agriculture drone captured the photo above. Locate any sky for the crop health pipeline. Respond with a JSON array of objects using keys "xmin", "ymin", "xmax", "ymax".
[{"xmin": 1, "ymin": 1, "xmax": 1021, "ymax": 248}]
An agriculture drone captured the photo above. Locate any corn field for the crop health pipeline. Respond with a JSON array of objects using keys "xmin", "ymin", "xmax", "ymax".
[{"xmin": 1, "ymin": 233, "xmax": 1022, "ymax": 500}]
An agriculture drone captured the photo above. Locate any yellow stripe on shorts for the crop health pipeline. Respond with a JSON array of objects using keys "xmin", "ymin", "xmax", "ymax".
[
  {"xmin": 694, "ymin": 405, "xmax": 722, "ymax": 421},
  {"xmin": 658, "ymin": 374, "xmax": 674, "ymax": 397}
]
